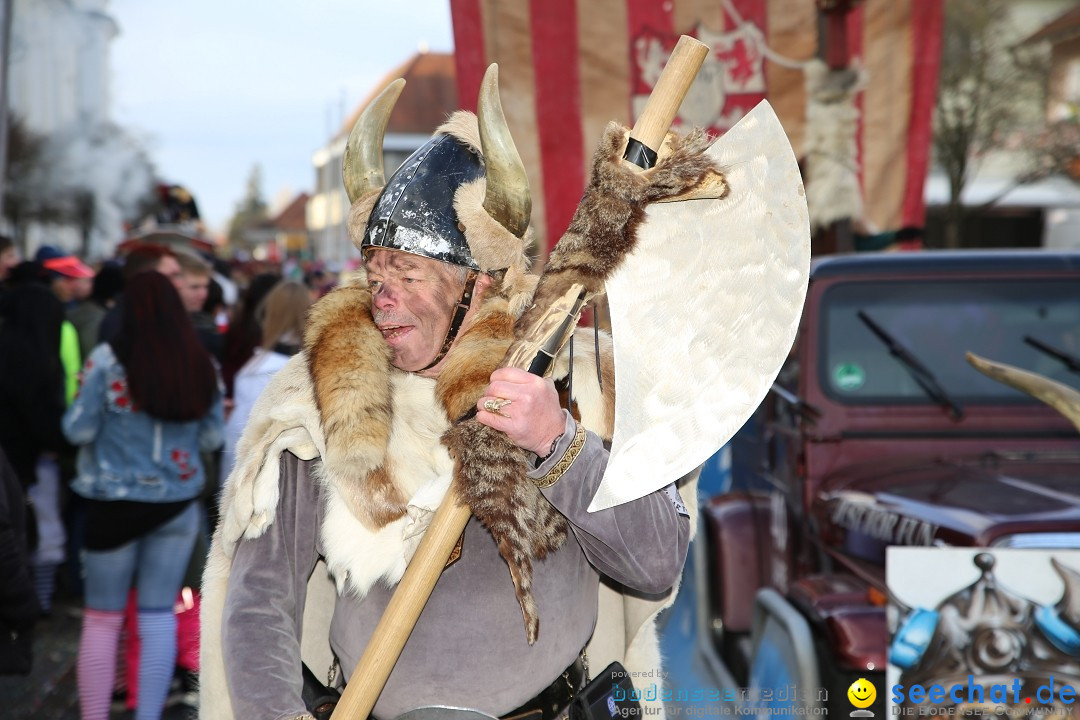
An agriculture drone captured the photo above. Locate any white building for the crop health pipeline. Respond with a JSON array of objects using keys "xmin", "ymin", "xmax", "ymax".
[
  {"xmin": 8, "ymin": 0, "xmax": 115, "ymax": 132},
  {"xmin": 6, "ymin": 0, "xmax": 153, "ymax": 259}
]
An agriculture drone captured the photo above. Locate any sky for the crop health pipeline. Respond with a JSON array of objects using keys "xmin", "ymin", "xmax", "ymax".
[{"xmin": 109, "ymin": 0, "xmax": 455, "ymax": 236}]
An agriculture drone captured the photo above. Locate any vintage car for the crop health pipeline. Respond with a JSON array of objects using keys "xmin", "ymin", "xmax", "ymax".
[{"xmin": 660, "ymin": 250, "xmax": 1080, "ymax": 715}]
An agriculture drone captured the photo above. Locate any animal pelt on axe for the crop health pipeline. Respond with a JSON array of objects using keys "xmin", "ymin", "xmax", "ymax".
[
  {"xmin": 446, "ymin": 122, "xmax": 725, "ymax": 645},
  {"xmin": 519, "ymin": 121, "xmax": 725, "ymax": 332}
]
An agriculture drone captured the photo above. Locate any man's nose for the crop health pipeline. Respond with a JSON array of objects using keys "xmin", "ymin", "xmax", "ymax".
[{"xmin": 372, "ymin": 283, "xmax": 397, "ymax": 309}]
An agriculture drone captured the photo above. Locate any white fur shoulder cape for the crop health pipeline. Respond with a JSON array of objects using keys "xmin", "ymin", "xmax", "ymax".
[{"xmin": 199, "ymin": 332, "xmax": 698, "ymax": 719}]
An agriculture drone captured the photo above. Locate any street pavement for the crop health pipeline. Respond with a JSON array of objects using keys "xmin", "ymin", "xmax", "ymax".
[{"xmin": 0, "ymin": 598, "xmax": 195, "ymax": 720}]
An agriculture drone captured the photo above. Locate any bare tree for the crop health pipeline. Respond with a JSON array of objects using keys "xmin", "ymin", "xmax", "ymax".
[
  {"xmin": 43, "ymin": 122, "xmax": 157, "ymax": 258},
  {"xmin": 3, "ymin": 115, "xmax": 156, "ymax": 258},
  {"xmin": 934, "ymin": 0, "xmax": 1048, "ymax": 248},
  {"xmin": 3, "ymin": 115, "xmax": 65, "ymax": 254},
  {"xmin": 1019, "ymin": 118, "xmax": 1080, "ymax": 185},
  {"xmin": 227, "ymin": 164, "xmax": 269, "ymax": 250}
]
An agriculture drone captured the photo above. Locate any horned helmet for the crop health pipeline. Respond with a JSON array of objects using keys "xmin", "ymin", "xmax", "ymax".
[{"xmin": 342, "ymin": 64, "xmax": 538, "ymax": 331}]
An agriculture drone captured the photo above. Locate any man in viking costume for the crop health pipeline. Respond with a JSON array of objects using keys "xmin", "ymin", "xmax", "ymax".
[
  {"xmin": 201, "ymin": 59, "xmax": 810, "ymax": 719},
  {"xmin": 199, "ymin": 67, "xmax": 704, "ymax": 719}
]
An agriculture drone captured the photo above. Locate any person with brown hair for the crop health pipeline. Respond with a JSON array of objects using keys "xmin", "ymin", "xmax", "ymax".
[
  {"xmin": 63, "ymin": 272, "xmax": 223, "ymax": 720},
  {"xmin": 219, "ymin": 272, "xmax": 281, "ymax": 399},
  {"xmin": 97, "ymin": 244, "xmax": 184, "ymax": 347},
  {"xmin": 175, "ymin": 250, "xmax": 224, "ymax": 362},
  {"xmin": 220, "ymin": 280, "xmax": 311, "ymax": 494}
]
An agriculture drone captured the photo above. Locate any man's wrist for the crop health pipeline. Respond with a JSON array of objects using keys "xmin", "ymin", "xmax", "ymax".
[
  {"xmin": 533, "ymin": 423, "xmax": 587, "ymax": 489},
  {"xmin": 534, "ymin": 434, "xmax": 562, "ymax": 466}
]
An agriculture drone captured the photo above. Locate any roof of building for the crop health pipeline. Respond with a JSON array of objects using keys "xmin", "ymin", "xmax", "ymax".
[
  {"xmin": 1025, "ymin": 6, "xmax": 1080, "ymax": 44},
  {"xmin": 270, "ymin": 192, "xmax": 310, "ymax": 232},
  {"xmin": 339, "ymin": 52, "xmax": 458, "ymax": 139}
]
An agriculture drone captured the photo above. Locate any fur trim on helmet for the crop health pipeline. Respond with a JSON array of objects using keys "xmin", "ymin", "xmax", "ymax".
[
  {"xmin": 452, "ymin": 177, "xmax": 537, "ymax": 315},
  {"xmin": 346, "ymin": 111, "xmax": 536, "ymax": 317},
  {"xmin": 347, "ymin": 189, "xmax": 382, "ymax": 254},
  {"xmin": 438, "ymin": 111, "xmax": 534, "ymax": 313}
]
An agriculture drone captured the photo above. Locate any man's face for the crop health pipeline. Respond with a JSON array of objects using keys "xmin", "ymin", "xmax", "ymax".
[
  {"xmin": 71, "ymin": 276, "xmax": 92, "ymax": 301},
  {"xmin": 155, "ymin": 255, "xmax": 185, "ymax": 291},
  {"xmin": 179, "ymin": 272, "xmax": 210, "ymax": 313},
  {"xmin": 51, "ymin": 276, "xmax": 76, "ymax": 303},
  {"xmin": 365, "ymin": 249, "xmax": 467, "ymax": 373}
]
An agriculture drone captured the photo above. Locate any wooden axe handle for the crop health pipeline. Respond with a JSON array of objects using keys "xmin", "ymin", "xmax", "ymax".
[
  {"xmin": 331, "ymin": 35, "xmax": 711, "ymax": 719},
  {"xmin": 331, "ymin": 498, "xmax": 472, "ymax": 718},
  {"xmin": 332, "ymin": 286, "xmax": 584, "ymax": 718},
  {"xmin": 623, "ymin": 35, "xmax": 709, "ymax": 168}
]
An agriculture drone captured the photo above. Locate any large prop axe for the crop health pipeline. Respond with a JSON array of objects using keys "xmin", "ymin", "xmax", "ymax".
[{"xmin": 332, "ymin": 36, "xmax": 711, "ymax": 718}]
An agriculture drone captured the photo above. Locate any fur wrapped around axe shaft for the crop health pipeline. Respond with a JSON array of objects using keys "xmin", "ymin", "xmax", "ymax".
[{"xmin": 445, "ymin": 121, "xmax": 726, "ymax": 644}]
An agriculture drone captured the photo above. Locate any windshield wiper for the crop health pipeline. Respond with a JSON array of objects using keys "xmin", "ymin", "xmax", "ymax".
[
  {"xmin": 1024, "ymin": 335, "xmax": 1080, "ymax": 374},
  {"xmin": 856, "ymin": 310, "xmax": 964, "ymax": 421}
]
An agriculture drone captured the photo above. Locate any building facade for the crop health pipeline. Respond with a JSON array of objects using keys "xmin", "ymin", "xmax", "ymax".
[
  {"xmin": 5, "ymin": 0, "xmax": 153, "ymax": 259},
  {"xmin": 307, "ymin": 51, "xmax": 457, "ymax": 268}
]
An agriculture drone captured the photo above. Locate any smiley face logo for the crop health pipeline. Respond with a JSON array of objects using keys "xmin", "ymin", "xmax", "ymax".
[{"xmin": 848, "ymin": 678, "xmax": 877, "ymax": 708}]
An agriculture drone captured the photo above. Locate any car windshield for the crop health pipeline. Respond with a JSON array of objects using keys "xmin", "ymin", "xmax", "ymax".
[{"xmin": 820, "ymin": 279, "xmax": 1080, "ymax": 403}]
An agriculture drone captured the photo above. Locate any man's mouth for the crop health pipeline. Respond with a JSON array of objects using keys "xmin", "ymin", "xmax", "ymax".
[{"xmin": 379, "ymin": 324, "xmax": 413, "ymax": 341}]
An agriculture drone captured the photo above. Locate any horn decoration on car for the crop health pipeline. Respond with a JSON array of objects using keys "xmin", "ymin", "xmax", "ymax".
[{"xmin": 966, "ymin": 351, "xmax": 1080, "ymax": 432}]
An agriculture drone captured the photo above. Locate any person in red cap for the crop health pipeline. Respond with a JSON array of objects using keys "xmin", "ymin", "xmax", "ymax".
[{"xmin": 35, "ymin": 245, "xmax": 95, "ymax": 305}]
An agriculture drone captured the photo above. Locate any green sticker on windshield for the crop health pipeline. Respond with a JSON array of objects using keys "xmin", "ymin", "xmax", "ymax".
[{"xmin": 833, "ymin": 363, "xmax": 865, "ymax": 392}]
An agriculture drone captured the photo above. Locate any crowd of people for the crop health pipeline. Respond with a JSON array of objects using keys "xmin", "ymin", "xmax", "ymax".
[
  {"xmin": 0, "ymin": 65, "xmax": 712, "ymax": 720},
  {"xmin": 0, "ymin": 233, "xmax": 326, "ymax": 719}
]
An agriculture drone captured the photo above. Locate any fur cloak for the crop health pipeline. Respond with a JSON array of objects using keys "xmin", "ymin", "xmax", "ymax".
[
  {"xmin": 199, "ymin": 280, "xmax": 699, "ymax": 719},
  {"xmin": 201, "ymin": 106, "xmax": 730, "ymax": 719}
]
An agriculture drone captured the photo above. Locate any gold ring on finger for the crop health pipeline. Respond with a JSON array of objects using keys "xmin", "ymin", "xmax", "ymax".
[{"xmin": 484, "ymin": 397, "xmax": 512, "ymax": 417}]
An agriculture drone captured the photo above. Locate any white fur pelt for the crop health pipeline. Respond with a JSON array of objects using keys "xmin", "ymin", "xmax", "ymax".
[
  {"xmin": 201, "ymin": 359, "xmax": 457, "ymax": 720},
  {"xmin": 200, "ymin": 330, "xmax": 695, "ymax": 720},
  {"xmin": 803, "ymin": 58, "xmax": 866, "ymax": 232}
]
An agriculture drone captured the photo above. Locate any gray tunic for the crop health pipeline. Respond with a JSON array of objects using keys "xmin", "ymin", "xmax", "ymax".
[{"xmin": 221, "ymin": 413, "xmax": 690, "ymax": 720}]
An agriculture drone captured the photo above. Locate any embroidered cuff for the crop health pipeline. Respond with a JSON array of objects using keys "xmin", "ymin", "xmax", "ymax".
[{"xmin": 532, "ymin": 423, "xmax": 587, "ymax": 489}]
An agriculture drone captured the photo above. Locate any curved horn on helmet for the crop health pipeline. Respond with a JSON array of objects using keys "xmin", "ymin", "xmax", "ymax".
[
  {"xmin": 966, "ymin": 351, "xmax": 1080, "ymax": 432},
  {"xmin": 342, "ymin": 78, "xmax": 405, "ymax": 203},
  {"xmin": 478, "ymin": 64, "xmax": 531, "ymax": 239}
]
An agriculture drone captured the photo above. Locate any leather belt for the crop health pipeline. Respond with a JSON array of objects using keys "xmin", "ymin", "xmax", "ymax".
[{"xmin": 501, "ymin": 656, "xmax": 585, "ymax": 720}]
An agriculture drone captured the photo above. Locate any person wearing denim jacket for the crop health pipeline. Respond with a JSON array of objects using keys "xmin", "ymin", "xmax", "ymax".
[
  {"xmin": 62, "ymin": 272, "xmax": 223, "ymax": 720},
  {"xmin": 64, "ymin": 341, "xmax": 223, "ymax": 503}
]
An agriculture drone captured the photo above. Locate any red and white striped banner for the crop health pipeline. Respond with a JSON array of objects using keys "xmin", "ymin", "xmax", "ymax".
[{"xmin": 451, "ymin": 0, "xmax": 943, "ymax": 253}]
